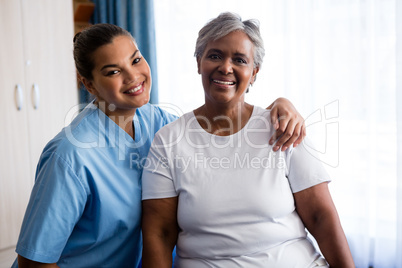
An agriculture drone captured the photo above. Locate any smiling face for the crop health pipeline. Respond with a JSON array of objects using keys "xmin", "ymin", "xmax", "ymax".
[
  {"xmin": 197, "ymin": 31, "xmax": 259, "ymax": 106},
  {"xmin": 82, "ymin": 35, "xmax": 151, "ymax": 117}
]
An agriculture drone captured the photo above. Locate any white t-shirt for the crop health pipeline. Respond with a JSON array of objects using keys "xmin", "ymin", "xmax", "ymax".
[{"xmin": 142, "ymin": 106, "xmax": 331, "ymax": 267}]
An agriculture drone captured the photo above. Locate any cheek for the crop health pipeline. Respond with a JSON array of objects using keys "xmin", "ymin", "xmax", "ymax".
[
  {"xmin": 201, "ymin": 74, "xmax": 211, "ymax": 88},
  {"xmin": 200, "ymin": 67, "xmax": 214, "ymax": 84},
  {"xmin": 145, "ymin": 70, "xmax": 152, "ymax": 91},
  {"xmin": 100, "ymin": 80, "xmax": 118, "ymax": 93},
  {"xmin": 199, "ymin": 61, "xmax": 213, "ymax": 75},
  {"xmin": 241, "ymin": 69, "xmax": 254, "ymax": 84},
  {"xmin": 145, "ymin": 67, "xmax": 152, "ymax": 80},
  {"xmin": 95, "ymin": 80, "xmax": 120, "ymax": 100},
  {"xmin": 141, "ymin": 62, "xmax": 152, "ymax": 81}
]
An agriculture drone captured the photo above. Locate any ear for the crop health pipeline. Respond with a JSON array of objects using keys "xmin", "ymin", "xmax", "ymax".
[
  {"xmin": 197, "ymin": 57, "xmax": 201, "ymax": 74},
  {"xmin": 251, "ymin": 66, "xmax": 260, "ymax": 84},
  {"xmin": 81, "ymin": 77, "xmax": 97, "ymax": 96}
]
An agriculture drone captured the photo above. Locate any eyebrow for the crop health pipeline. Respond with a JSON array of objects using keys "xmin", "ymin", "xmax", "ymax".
[
  {"xmin": 206, "ymin": 48, "xmax": 249, "ymax": 59},
  {"xmin": 100, "ymin": 50, "xmax": 139, "ymax": 71}
]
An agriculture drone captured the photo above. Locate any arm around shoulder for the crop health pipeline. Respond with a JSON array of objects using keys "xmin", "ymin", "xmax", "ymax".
[{"xmin": 267, "ymin": 97, "xmax": 306, "ymax": 151}]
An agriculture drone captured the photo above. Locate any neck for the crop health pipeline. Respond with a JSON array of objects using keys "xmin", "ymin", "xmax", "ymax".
[
  {"xmin": 194, "ymin": 101, "xmax": 253, "ymax": 136},
  {"xmin": 95, "ymin": 100, "xmax": 136, "ymax": 139}
]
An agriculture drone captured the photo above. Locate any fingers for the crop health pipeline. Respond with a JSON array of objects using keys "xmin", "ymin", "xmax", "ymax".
[
  {"xmin": 293, "ymin": 123, "xmax": 306, "ymax": 148},
  {"xmin": 280, "ymin": 122, "xmax": 302, "ymax": 150},
  {"xmin": 269, "ymin": 108, "xmax": 280, "ymax": 146},
  {"xmin": 270, "ymin": 116, "xmax": 306, "ymax": 152},
  {"xmin": 272, "ymin": 116, "xmax": 297, "ymax": 151},
  {"xmin": 269, "ymin": 113, "xmax": 289, "ymax": 147},
  {"xmin": 270, "ymin": 107, "xmax": 279, "ymax": 129},
  {"xmin": 267, "ymin": 97, "xmax": 307, "ymax": 151}
]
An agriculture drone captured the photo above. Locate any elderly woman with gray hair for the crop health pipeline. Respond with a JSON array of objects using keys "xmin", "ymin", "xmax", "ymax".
[{"xmin": 141, "ymin": 12, "xmax": 355, "ymax": 268}]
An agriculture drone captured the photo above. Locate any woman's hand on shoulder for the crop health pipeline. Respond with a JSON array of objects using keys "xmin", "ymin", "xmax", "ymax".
[{"xmin": 267, "ymin": 97, "xmax": 306, "ymax": 151}]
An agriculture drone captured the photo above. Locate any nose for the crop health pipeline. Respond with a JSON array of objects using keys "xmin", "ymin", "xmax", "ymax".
[
  {"xmin": 124, "ymin": 67, "xmax": 139, "ymax": 85},
  {"xmin": 218, "ymin": 59, "xmax": 233, "ymax": 75}
]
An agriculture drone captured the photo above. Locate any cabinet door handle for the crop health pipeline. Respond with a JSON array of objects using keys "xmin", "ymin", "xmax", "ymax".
[
  {"xmin": 15, "ymin": 84, "xmax": 24, "ymax": 111},
  {"xmin": 31, "ymin": 83, "xmax": 40, "ymax": 109}
]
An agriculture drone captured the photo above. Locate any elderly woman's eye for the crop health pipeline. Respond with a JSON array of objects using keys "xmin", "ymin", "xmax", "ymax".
[
  {"xmin": 208, "ymin": 54, "xmax": 220, "ymax": 60},
  {"xmin": 235, "ymin": 58, "xmax": 247, "ymax": 64}
]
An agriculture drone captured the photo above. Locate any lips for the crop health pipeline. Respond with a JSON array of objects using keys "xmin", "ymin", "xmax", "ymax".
[
  {"xmin": 124, "ymin": 82, "xmax": 144, "ymax": 95},
  {"xmin": 212, "ymin": 79, "xmax": 236, "ymax": 85}
]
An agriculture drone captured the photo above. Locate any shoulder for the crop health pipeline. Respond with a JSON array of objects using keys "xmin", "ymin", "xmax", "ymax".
[
  {"xmin": 150, "ymin": 111, "xmax": 193, "ymax": 148},
  {"xmin": 285, "ymin": 137, "xmax": 331, "ymax": 192},
  {"xmin": 40, "ymin": 104, "xmax": 101, "ymax": 167},
  {"xmin": 155, "ymin": 111, "xmax": 192, "ymax": 136},
  {"xmin": 136, "ymin": 103, "xmax": 178, "ymax": 126},
  {"xmin": 251, "ymin": 105, "xmax": 272, "ymax": 119},
  {"xmin": 245, "ymin": 106, "xmax": 275, "ymax": 133}
]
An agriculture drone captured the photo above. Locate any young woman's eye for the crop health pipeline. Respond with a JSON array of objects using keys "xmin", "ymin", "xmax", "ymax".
[
  {"xmin": 132, "ymin": 57, "xmax": 141, "ymax": 65},
  {"xmin": 106, "ymin": 70, "xmax": 119, "ymax": 76}
]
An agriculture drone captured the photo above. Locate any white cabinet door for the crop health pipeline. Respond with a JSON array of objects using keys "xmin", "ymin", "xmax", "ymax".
[
  {"xmin": 0, "ymin": 0, "xmax": 78, "ymax": 252},
  {"xmin": 0, "ymin": 0, "xmax": 34, "ymax": 250},
  {"xmin": 21, "ymin": 0, "xmax": 78, "ymax": 173}
]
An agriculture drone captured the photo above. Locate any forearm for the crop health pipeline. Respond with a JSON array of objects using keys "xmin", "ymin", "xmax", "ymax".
[
  {"xmin": 141, "ymin": 198, "xmax": 179, "ymax": 268},
  {"xmin": 266, "ymin": 97, "xmax": 290, "ymax": 110},
  {"xmin": 294, "ymin": 183, "xmax": 355, "ymax": 268},
  {"xmin": 142, "ymin": 234, "xmax": 175, "ymax": 268},
  {"xmin": 18, "ymin": 255, "xmax": 59, "ymax": 268},
  {"xmin": 307, "ymin": 213, "xmax": 355, "ymax": 268}
]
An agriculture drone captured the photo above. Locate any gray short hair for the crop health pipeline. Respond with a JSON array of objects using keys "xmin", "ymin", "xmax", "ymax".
[{"xmin": 194, "ymin": 12, "xmax": 265, "ymax": 69}]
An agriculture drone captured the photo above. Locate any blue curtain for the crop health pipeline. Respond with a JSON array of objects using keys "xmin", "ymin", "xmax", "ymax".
[{"xmin": 88, "ymin": 0, "xmax": 159, "ymax": 104}]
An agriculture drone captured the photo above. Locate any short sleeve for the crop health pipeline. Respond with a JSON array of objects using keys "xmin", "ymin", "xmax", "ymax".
[
  {"xmin": 286, "ymin": 137, "xmax": 331, "ymax": 193},
  {"xmin": 142, "ymin": 134, "xmax": 177, "ymax": 200},
  {"xmin": 16, "ymin": 152, "xmax": 87, "ymax": 263},
  {"xmin": 162, "ymin": 109, "xmax": 179, "ymax": 126}
]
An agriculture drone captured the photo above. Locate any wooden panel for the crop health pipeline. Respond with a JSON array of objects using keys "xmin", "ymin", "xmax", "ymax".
[
  {"xmin": 0, "ymin": 0, "xmax": 33, "ymax": 250},
  {"xmin": 74, "ymin": 2, "xmax": 95, "ymax": 22},
  {"xmin": 21, "ymin": 0, "xmax": 79, "ymax": 174}
]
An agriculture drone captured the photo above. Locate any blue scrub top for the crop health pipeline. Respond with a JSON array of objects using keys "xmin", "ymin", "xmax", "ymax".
[{"xmin": 12, "ymin": 103, "xmax": 177, "ymax": 268}]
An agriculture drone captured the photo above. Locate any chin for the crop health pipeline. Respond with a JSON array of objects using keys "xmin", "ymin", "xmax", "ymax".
[
  {"xmin": 211, "ymin": 96, "xmax": 236, "ymax": 104},
  {"xmin": 137, "ymin": 96, "xmax": 150, "ymax": 107}
]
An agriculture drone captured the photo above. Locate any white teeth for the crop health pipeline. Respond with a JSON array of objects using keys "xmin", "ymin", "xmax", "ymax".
[
  {"xmin": 126, "ymin": 83, "xmax": 142, "ymax": 93},
  {"xmin": 213, "ymin": 80, "xmax": 235, "ymax": 85}
]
